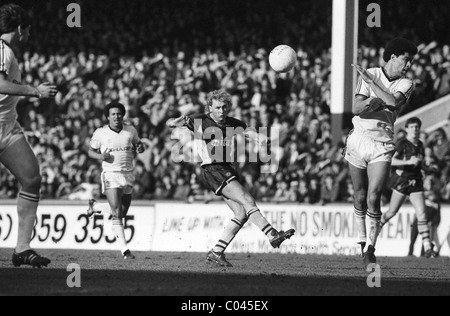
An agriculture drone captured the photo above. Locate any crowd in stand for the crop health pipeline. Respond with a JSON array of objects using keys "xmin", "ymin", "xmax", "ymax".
[{"xmin": 1, "ymin": 0, "xmax": 450, "ymax": 204}]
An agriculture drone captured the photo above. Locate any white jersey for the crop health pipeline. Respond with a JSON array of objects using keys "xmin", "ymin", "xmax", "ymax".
[
  {"xmin": 353, "ymin": 67, "xmax": 415, "ymax": 143},
  {"xmin": 0, "ymin": 40, "xmax": 21, "ymax": 122},
  {"xmin": 90, "ymin": 124, "xmax": 141, "ymax": 172}
]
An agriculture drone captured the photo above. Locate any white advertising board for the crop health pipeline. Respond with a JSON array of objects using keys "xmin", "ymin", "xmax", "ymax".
[
  {"xmin": 0, "ymin": 204, "xmax": 154, "ymax": 251},
  {"xmin": 1, "ymin": 202, "xmax": 448, "ymax": 257}
]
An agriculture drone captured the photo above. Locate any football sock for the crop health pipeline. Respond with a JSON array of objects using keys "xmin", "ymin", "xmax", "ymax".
[
  {"xmin": 212, "ymin": 218, "xmax": 245, "ymax": 253},
  {"xmin": 367, "ymin": 210, "xmax": 382, "ymax": 247},
  {"xmin": 246, "ymin": 207, "xmax": 276, "ymax": 237},
  {"xmin": 354, "ymin": 207, "xmax": 367, "ymax": 245},
  {"xmin": 112, "ymin": 218, "xmax": 129, "ymax": 254},
  {"xmin": 15, "ymin": 192, "xmax": 40, "ymax": 253},
  {"xmin": 409, "ymin": 218, "xmax": 419, "ymax": 256},
  {"xmin": 417, "ymin": 220, "xmax": 431, "ymax": 251}
]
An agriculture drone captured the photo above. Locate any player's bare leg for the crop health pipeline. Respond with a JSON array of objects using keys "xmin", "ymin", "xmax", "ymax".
[
  {"xmin": 221, "ymin": 180, "xmax": 295, "ymax": 248},
  {"xmin": 207, "ymin": 198, "xmax": 247, "ymax": 267},
  {"xmin": 364, "ymin": 161, "xmax": 391, "ymax": 264},
  {"xmin": 105, "ymin": 189, "xmax": 134, "ymax": 259},
  {"xmin": 410, "ymin": 192, "xmax": 433, "ymax": 256},
  {"xmin": 0, "ymin": 137, "xmax": 50, "ymax": 267},
  {"xmin": 121, "ymin": 193, "xmax": 132, "ymax": 217},
  {"xmin": 381, "ymin": 190, "xmax": 406, "ymax": 227},
  {"xmin": 348, "ymin": 163, "xmax": 368, "ymax": 255}
]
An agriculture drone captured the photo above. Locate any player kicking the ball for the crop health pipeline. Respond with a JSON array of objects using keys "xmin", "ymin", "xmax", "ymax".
[
  {"xmin": 346, "ymin": 37, "xmax": 418, "ymax": 264},
  {"xmin": 0, "ymin": 3, "xmax": 57, "ymax": 268},
  {"xmin": 166, "ymin": 89, "xmax": 295, "ymax": 267},
  {"xmin": 87, "ymin": 102, "xmax": 144, "ymax": 260}
]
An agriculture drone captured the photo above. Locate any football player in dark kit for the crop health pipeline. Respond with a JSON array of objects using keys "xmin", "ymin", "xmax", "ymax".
[
  {"xmin": 379, "ymin": 117, "xmax": 437, "ymax": 258},
  {"xmin": 167, "ymin": 89, "xmax": 295, "ymax": 267}
]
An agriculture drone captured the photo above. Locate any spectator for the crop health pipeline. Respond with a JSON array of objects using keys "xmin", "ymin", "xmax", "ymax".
[
  {"xmin": 172, "ymin": 177, "xmax": 191, "ymax": 201},
  {"xmin": 427, "ymin": 128, "xmax": 450, "ymax": 162},
  {"xmin": 307, "ymin": 177, "xmax": 321, "ymax": 204},
  {"xmin": 319, "ymin": 174, "xmax": 339, "ymax": 205}
]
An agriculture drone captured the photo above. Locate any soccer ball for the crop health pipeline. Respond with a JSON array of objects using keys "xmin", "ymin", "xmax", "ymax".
[{"xmin": 269, "ymin": 45, "xmax": 297, "ymax": 73}]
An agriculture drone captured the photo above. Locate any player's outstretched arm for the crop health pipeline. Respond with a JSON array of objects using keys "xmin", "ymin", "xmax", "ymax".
[
  {"xmin": 0, "ymin": 74, "xmax": 57, "ymax": 99},
  {"xmin": 166, "ymin": 116, "xmax": 187, "ymax": 128}
]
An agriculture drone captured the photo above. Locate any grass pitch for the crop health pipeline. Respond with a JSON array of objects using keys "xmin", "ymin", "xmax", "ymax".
[{"xmin": 0, "ymin": 249, "xmax": 449, "ymax": 296}]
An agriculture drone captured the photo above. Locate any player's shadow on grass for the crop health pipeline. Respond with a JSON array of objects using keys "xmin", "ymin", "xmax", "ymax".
[{"xmin": 0, "ymin": 268, "xmax": 449, "ymax": 296}]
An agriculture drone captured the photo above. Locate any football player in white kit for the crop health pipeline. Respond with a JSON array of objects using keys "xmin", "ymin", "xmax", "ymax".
[
  {"xmin": 0, "ymin": 3, "xmax": 58, "ymax": 268},
  {"xmin": 346, "ymin": 37, "xmax": 418, "ymax": 264},
  {"xmin": 88, "ymin": 102, "xmax": 144, "ymax": 259}
]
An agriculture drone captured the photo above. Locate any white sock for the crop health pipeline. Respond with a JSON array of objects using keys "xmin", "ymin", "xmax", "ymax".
[
  {"xmin": 246, "ymin": 207, "xmax": 276, "ymax": 237},
  {"xmin": 16, "ymin": 192, "xmax": 40, "ymax": 253},
  {"xmin": 112, "ymin": 218, "xmax": 129, "ymax": 254},
  {"xmin": 367, "ymin": 211, "xmax": 382, "ymax": 248},
  {"xmin": 354, "ymin": 207, "xmax": 367, "ymax": 244},
  {"xmin": 213, "ymin": 218, "xmax": 245, "ymax": 253},
  {"xmin": 417, "ymin": 220, "xmax": 432, "ymax": 251}
]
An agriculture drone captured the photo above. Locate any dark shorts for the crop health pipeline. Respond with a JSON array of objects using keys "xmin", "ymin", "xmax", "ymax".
[
  {"xmin": 388, "ymin": 173, "xmax": 424, "ymax": 196},
  {"xmin": 202, "ymin": 164, "xmax": 238, "ymax": 196}
]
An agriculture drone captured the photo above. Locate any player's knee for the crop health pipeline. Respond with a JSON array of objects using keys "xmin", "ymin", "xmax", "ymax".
[
  {"xmin": 353, "ymin": 191, "xmax": 367, "ymax": 209},
  {"xmin": 367, "ymin": 193, "xmax": 382, "ymax": 208},
  {"xmin": 241, "ymin": 192, "xmax": 256, "ymax": 208},
  {"xmin": 21, "ymin": 174, "xmax": 42, "ymax": 192},
  {"xmin": 234, "ymin": 209, "xmax": 248, "ymax": 223}
]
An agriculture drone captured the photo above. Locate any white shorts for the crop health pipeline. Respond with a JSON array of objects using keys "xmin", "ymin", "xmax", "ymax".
[
  {"xmin": 0, "ymin": 121, "xmax": 24, "ymax": 157},
  {"xmin": 101, "ymin": 171, "xmax": 135, "ymax": 194},
  {"xmin": 344, "ymin": 130, "xmax": 395, "ymax": 169}
]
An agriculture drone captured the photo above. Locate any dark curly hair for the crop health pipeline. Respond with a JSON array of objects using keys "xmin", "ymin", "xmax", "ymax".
[
  {"xmin": 103, "ymin": 101, "xmax": 126, "ymax": 119},
  {"xmin": 383, "ymin": 37, "xmax": 418, "ymax": 62}
]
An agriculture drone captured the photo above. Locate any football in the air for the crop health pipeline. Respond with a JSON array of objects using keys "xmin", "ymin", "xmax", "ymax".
[{"xmin": 269, "ymin": 45, "xmax": 297, "ymax": 73}]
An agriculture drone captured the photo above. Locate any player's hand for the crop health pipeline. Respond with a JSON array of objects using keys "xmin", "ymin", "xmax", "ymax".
[
  {"xmin": 102, "ymin": 148, "xmax": 112, "ymax": 161},
  {"xmin": 369, "ymin": 97, "xmax": 386, "ymax": 111},
  {"xmin": 135, "ymin": 142, "xmax": 145, "ymax": 153},
  {"xmin": 352, "ymin": 64, "xmax": 374, "ymax": 84},
  {"xmin": 410, "ymin": 156, "xmax": 422, "ymax": 166},
  {"xmin": 36, "ymin": 82, "xmax": 58, "ymax": 98},
  {"xmin": 167, "ymin": 116, "xmax": 187, "ymax": 128}
]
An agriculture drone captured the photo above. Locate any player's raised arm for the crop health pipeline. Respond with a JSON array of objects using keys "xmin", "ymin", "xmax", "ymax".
[
  {"xmin": 352, "ymin": 64, "xmax": 409, "ymax": 115},
  {"xmin": 352, "ymin": 64, "xmax": 397, "ymax": 106}
]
